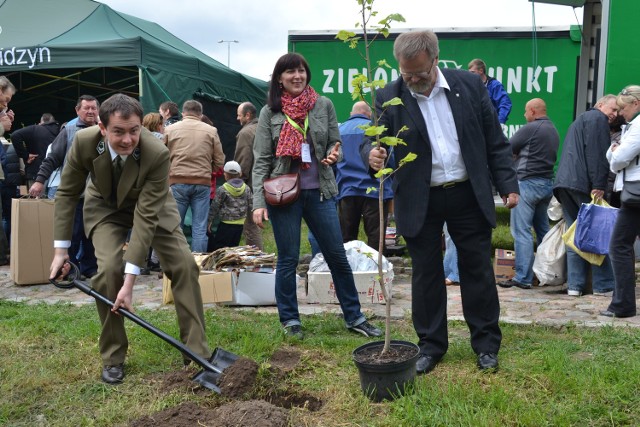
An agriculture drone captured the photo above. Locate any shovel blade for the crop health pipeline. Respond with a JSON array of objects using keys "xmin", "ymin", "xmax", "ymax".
[
  {"xmin": 191, "ymin": 347, "xmax": 241, "ymax": 393},
  {"xmin": 210, "ymin": 347, "xmax": 240, "ymax": 369},
  {"xmin": 192, "ymin": 370, "xmax": 222, "ymax": 392}
]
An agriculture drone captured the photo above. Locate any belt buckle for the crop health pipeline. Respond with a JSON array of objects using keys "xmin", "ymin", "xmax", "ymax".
[{"xmin": 442, "ymin": 181, "xmax": 456, "ymax": 189}]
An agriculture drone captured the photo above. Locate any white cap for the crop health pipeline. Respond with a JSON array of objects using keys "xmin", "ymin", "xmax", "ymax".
[{"xmin": 224, "ymin": 160, "xmax": 242, "ymax": 175}]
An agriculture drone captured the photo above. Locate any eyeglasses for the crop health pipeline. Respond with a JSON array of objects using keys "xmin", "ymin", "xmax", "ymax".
[
  {"xmin": 620, "ymin": 88, "xmax": 640, "ymax": 100},
  {"xmin": 400, "ymin": 59, "xmax": 437, "ymax": 80}
]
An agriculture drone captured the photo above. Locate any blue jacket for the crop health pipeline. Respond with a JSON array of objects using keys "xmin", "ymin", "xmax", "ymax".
[
  {"xmin": 336, "ymin": 114, "xmax": 393, "ymax": 200},
  {"xmin": 486, "ymin": 77, "xmax": 512, "ymax": 124}
]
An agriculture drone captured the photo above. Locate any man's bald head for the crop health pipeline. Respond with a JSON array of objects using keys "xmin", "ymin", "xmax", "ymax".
[
  {"xmin": 351, "ymin": 101, "xmax": 372, "ymax": 119},
  {"xmin": 524, "ymin": 98, "xmax": 547, "ymax": 122}
]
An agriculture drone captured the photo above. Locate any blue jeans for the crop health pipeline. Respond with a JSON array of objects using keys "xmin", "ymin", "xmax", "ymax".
[
  {"xmin": 443, "ymin": 223, "xmax": 459, "ymax": 282},
  {"xmin": 268, "ymin": 189, "xmax": 366, "ymax": 328},
  {"xmin": 555, "ymin": 188, "xmax": 615, "ymax": 293},
  {"xmin": 511, "ymin": 177, "xmax": 553, "ymax": 285},
  {"xmin": 47, "ymin": 186, "xmax": 57, "ymax": 200},
  {"xmin": 171, "ymin": 184, "xmax": 210, "ymax": 253},
  {"xmin": 307, "ymin": 229, "xmax": 322, "ymax": 259}
]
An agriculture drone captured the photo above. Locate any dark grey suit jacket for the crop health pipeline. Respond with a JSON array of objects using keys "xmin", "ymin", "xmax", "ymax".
[{"xmin": 366, "ymin": 68, "xmax": 518, "ymax": 238}]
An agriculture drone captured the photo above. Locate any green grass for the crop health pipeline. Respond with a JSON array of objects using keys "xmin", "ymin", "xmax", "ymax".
[{"xmin": 2, "ymin": 301, "xmax": 640, "ymax": 426}]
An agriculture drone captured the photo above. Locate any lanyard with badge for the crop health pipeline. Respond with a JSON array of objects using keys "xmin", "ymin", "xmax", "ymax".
[{"xmin": 285, "ymin": 113, "xmax": 312, "ymax": 163}]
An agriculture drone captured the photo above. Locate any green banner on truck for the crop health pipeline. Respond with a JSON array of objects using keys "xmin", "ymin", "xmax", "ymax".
[{"xmin": 289, "ymin": 27, "xmax": 581, "ymax": 141}]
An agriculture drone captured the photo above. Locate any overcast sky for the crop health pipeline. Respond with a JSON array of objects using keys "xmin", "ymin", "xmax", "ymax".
[{"xmin": 99, "ymin": 0, "xmax": 584, "ymax": 81}]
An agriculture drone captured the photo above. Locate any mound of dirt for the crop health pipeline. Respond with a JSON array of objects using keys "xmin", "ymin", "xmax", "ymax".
[
  {"xmin": 130, "ymin": 402, "xmax": 217, "ymax": 427},
  {"xmin": 130, "ymin": 400, "xmax": 289, "ymax": 427},
  {"xmin": 214, "ymin": 400, "xmax": 290, "ymax": 427},
  {"xmin": 131, "ymin": 347, "xmax": 320, "ymax": 426},
  {"xmin": 219, "ymin": 356, "xmax": 260, "ymax": 398}
]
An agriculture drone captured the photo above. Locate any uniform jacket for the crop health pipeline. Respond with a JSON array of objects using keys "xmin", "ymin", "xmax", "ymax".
[
  {"xmin": 53, "ymin": 127, "xmax": 181, "ymax": 267},
  {"xmin": 234, "ymin": 118, "xmax": 258, "ymax": 186},
  {"xmin": 363, "ymin": 68, "xmax": 518, "ymax": 237},
  {"xmin": 553, "ymin": 108, "xmax": 611, "ymax": 195},
  {"xmin": 252, "ymin": 95, "xmax": 343, "ymax": 210}
]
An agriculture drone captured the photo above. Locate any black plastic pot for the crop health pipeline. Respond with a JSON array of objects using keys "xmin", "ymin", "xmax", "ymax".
[{"xmin": 352, "ymin": 340, "xmax": 420, "ymax": 402}]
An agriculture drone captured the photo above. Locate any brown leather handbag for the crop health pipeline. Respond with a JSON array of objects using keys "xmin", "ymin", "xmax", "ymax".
[{"xmin": 263, "ymin": 173, "xmax": 300, "ymax": 206}]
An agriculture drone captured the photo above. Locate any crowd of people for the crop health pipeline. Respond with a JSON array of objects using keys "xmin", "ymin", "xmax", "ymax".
[{"xmin": 1, "ymin": 27, "xmax": 638, "ymax": 385}]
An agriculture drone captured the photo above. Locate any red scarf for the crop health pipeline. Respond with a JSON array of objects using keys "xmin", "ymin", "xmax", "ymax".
[{"xmin": 276, "ymin": 85, "xmax": 319, "ymax": 164}]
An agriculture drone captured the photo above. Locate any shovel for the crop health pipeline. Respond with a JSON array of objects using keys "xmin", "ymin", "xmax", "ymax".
[{"xmin": 50, "ymin": 262, "xmax": 239, "ymax": 393}]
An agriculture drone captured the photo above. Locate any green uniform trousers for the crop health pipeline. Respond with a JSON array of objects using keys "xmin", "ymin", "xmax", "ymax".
[{"xmin": 90, "ymin": 222, "xmax": 210, "ymax": 365}]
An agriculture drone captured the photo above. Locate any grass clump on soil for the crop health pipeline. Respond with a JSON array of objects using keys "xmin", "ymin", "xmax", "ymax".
[{"xmin": 2, "ymin": 300, "xmax": 640, "ymax": 426}]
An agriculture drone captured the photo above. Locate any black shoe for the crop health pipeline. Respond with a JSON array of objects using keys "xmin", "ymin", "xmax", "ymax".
[
  {"xmin": 284, "ymin": 324, "xmax": 304, "ymax": 340},
  {"xmin": 477, "ymin": 353, "xmax": 499, "ymax": 371},
  {"xmin": 139, "ymin": 267, "xmax": 150, "ymax": 276},
  {"xmin": 349, "ymin": 321, "xmax": 383, "ymax": 337},
  {"xmin": 101, "ymin": 364, "xmax": 125, "ymax": 384},
  {"xmin": 599, "ymin": 310, "xmax": 636, "ymax": 318},
  {"xmin": 148, "ymin": 261, "xmax": 162, "ymax": 272},
  {"xmin": 416, "ymin": 354, "xmax": 441, "ymax": 374},
  {"xmin": 498, "ymin": 279, "xmax": 531, "ymax": 289}
]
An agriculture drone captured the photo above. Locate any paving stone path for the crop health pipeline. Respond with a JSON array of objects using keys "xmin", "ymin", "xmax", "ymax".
[{"xmin": 2, "ymin": 263, "xmax": 638, "ymax": 328}]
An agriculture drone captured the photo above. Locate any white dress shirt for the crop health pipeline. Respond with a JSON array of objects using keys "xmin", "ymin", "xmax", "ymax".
[{"xmin": 410, "ymin": 68, "xmax": 468, "ymax": 186}]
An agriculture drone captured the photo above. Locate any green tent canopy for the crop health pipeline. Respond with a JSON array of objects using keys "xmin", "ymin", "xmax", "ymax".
[{"xmin": 0, "ymin": 0, "xmax": 267, "ymax": 128}]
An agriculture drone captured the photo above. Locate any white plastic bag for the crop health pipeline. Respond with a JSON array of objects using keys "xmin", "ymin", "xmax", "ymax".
[
  {"xmin": 308, "ymin": 240, "xmax": 394, "ymax": 282},
  {"xmin": 547, "ymin": 196, "xmax": 563, "ymax": 221},
  {"xmin": 532, "ymin": 220, "xmax": 566, "ymax": 286}
]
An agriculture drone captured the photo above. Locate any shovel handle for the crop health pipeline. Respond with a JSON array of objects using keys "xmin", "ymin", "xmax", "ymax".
[
  {"xmin": 49, "ymin": 262, "xmax": 223, "ymax": 375},
  {"xmin": 50, "ymin": 262, "xmax": 80, "ymax": 290}
]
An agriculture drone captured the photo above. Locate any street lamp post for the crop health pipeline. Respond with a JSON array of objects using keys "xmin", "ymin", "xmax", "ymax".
[{"xmin": 218, "ymin": 39, "xmax": 239, "ymax": 68}]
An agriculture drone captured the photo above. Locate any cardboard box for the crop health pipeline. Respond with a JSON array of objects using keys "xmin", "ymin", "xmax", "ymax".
[
  {"xmin": 163, "ymin": 271, "xmax": 233, "ymax": 304},
  {"xmin": 163, "ymin": 268, "xmax": 276, "ymax": 306},
  {"xmin": 222, "ymin": 270, "xmax": 277, "ymax": 306},
  {"xmin": 10, "ymin": 198, "xmax": 55, "ymax": 285},
  {"xmin": 493, "ymin": 249, "xmax": 516, "ymax": 282},
  {"xmin": 306, "ymin": 271, "xmax": 389, "ymax": 304}
]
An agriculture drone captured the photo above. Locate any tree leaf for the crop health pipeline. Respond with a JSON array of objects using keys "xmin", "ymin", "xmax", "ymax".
[
  {"xmin": 336, "ymin": 30, "xmax": 356, "ymax": 41},
  {"xmin": 399, "ymin": 152, "xmax": 418, "ymax": 166},
  {"xmin": 364, "ymin": 125, "xmax": 387, "ymax": 136},
  {"xmin": 366, "ymin": 186, "xmax": 378, "ymax": 194},
  {"xmin": 374, "ymin": 167, "xmax": 394, "ymax": 178},
  {"xmin": 380, "ymin": 136, "xmax": 407, "ymax": 146},
  {"xmin": 382, "ymin": 97, "xmax": 403, "ymax": 108}
]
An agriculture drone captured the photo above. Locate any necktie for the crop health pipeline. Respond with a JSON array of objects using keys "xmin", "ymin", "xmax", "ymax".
[{"xmin": 112, "ymin": 155, "xmax": 123, "ymax": 199}]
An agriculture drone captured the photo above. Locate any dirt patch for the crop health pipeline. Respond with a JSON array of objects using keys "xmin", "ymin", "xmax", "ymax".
[
  {"xmin": 131, "ymin": 347, "xmax": 322, "ymax": 426},
  {"xmin": 353, "ymin": 343, "xmax": 418, "ymax": 365},
  {"xmin": 219, "ymin": 357, "xmax": 260, "ymax": 398},
  {"xmin": 269, "ymin": 347, "xmax": 300, "ymax": 371},
  {"xmin": 130, "ymin": 400, "xmax": 289, "ymax": 427},
  {"xmin": 265, "ymin": 391, "xmax": 323, "ymax": 411},
  {"xmin": 214, "ymin": 400, "xmax": 290, "ymax": 427},
  {"xmin": 150, "ymin": 367, "xmax": 209, "ymax": 394}
]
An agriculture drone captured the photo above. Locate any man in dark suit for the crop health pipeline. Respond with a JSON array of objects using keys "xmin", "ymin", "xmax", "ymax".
[
  {"xmin": 50, "ymin": 94, "xmax": 210, "ymax": 385},
  {"xmin": 364, "ymin": 31, "xmax": 519, "ymax": 373}
]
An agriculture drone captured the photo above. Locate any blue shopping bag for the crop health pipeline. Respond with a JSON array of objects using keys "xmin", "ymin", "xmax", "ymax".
[{"xmin": 574, "ymin": 196, "xmax": 618, "ymax": 255}]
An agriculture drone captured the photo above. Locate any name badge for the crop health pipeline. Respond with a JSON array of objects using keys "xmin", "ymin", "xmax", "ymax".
[{"xmin": 301, "ymin": 143, "xmax": 312, "ymax": 163}]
